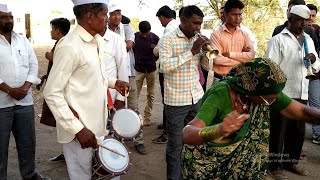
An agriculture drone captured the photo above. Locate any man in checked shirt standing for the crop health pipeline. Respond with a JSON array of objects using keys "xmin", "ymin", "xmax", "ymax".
[{"xmin": 159, "ymin": 5, "xmax": 209, "ymax": 180}]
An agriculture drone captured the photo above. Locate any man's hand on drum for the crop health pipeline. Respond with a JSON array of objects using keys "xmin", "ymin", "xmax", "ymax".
[
  {"xmin": 76, "ymin": 127, "xmax": 97, "ymax": 149},
  {"xmin": 114, "ymin": 100, "xmax": 125, "ymax": 109},
  {"xmin": 114, "ymin": 80, "xmax": 131, "ymax": 96},
  {"xmin": 218, "ymin": 111, "xmax": 250, "ymax": 137}
]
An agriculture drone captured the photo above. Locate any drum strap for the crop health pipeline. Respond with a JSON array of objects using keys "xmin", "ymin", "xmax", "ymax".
[{"xmin": 107, "ymin": 88, "xmax": 114, "ymax": 110}]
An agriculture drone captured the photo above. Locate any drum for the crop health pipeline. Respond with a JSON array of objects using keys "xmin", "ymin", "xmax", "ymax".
[
  {"xmin": 111, "ymin": 108, "xmax": 143, "ymax": 141},
  {"xmin": 92, "ymin": 136, "xmax": 131, "ymax": 180}
]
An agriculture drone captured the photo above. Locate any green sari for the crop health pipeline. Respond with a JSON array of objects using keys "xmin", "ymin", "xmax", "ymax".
[{"xmin": 182, "ymin": 58, "xmax": 291, "ymax": 179}]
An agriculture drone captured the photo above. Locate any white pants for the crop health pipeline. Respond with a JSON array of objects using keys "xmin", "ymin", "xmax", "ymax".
[{"xmin": 63, "ymin": 139, "xmax": 120, "ymax": 180}]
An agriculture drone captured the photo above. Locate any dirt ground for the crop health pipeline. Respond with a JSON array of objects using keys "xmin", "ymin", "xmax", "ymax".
[{"xmin": 6, "ymin": 45, "xmax": 320, "ymax": 180}]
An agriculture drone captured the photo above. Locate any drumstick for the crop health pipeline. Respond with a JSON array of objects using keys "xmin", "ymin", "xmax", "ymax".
[{"xmin": 97, "ymin": 143, "xmax": 126, "ymax": 157}]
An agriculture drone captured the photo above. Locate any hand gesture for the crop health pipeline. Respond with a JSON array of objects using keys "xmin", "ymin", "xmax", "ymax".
[
  {"xmin": 242, "ymin": 46, "xmax": 251, "ymax": 52},
  {"xmin": 76, "ymin": 127, "xmax": 97, "ymax": 149},
  {"xmin": 191, "ymin": 35, "xmax": 210, "ymax": 55},
  {"xmin": 36, "ymin": 75, "xmax": 47, "ymax": 91},
  {"xmin": 8, "ymin": 88, "xmax": 28, "ymax": 101},
  {"xmin": 218, "ymin": 110, "xmax": 250, "ymax": 137},
  {"xmin": 45, "ymin": 51, "xmax": 53, "ymax": 62},
  {"xmin": 114, "ymin": 80, "xmax": 131, "ymax": 96},
  {"xmin": 304, "ymin": 53, "xmax": 316, "ymax": 64}
]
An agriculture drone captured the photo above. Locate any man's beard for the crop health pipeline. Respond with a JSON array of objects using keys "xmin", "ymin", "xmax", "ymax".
[{"xmin": 1, "ymin": 23, "xmax": 13, "ymax": 33}]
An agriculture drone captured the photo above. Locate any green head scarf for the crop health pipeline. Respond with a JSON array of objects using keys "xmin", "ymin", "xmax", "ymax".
[{"xmin": 224, "ymin": 58, "xmax": 287, "ymax": 96}]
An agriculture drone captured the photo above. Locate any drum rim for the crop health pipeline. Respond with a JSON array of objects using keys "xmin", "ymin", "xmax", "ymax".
[
  {"xmin": 110, "ymin": 108, "xmax": 143, "ymax": 141},
  {"xmin": 94, "ymin": 136, "xmax": 131, "ymax": 176}
]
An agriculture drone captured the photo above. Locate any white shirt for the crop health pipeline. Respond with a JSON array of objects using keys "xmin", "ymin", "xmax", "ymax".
[
  {"xmin": 102, "ymin": 29, "xmax": 129, "ymax": 102},
  {"xmin": 0, "ymin": 32, "xmax": 40, "ymax": 108},
  {"xmin": 266, "ymin": 28, "xmax": 320, "ymax": 100},
  {"xmin": 164, "ymin": 19, "xmax": 179, "ymax": 35},
  {"xmin": 44, "ymin": 25, "xmax": 117, "ymax": 143},
  {"xmin": 240, "ymin": 25, "xmax": 258, "ymax": 52}
]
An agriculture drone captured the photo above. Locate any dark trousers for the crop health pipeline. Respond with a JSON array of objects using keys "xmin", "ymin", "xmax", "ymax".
[
  {"xmin": 159, "ymin": 72, "xmax": 166, "ymax": 133},
  {"xmin": 269, "ymin": 99, "xmax": 307, "ymax": 171},
  {"xmin": 165, "ymin": 101, "xmax": 201, "ymax": 180},
  {"xmin": 0, "ymin": 105, "xmax": 36, "ymax": 180},
  {"xmin": 201, "ymin": 67, "xmax": 208, "ymax": 92}
]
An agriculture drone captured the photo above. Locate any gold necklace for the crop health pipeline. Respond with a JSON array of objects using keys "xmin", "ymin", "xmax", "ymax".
[{"xmin": 235, "ymin": 94, "xmax": 248, "ymax": 110}]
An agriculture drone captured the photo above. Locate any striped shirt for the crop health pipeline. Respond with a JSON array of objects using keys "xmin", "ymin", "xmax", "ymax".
[
  {"xmin": 210, "ymin": 25, "xmax": 255, "ymax": 75},
  {"xmin": 159, "ymin": 28, "xmax": 204, "ymax": 106}
]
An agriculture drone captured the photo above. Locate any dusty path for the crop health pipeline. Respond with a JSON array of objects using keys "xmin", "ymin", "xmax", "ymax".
[{"xmin": 6, "ymin": 45, "xmax": 320, "ymax": 180}]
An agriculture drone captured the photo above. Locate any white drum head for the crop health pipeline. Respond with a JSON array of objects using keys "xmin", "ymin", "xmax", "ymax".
[
  {"xmin": 112, "ymin": 109, "xmax": 141, "ymax": 139},
  {"xmin": 99, "ymin": 138, "xmax": 129, "ymax": 173}
]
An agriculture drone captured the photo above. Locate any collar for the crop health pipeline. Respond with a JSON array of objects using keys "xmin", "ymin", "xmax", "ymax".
[
  {"xmin": 102, "ymin": 28, "xmax": 113, "ymax": 41},
  {"xmin": 74, "ymin": 25, "xmax": 95, "ymax": 43},
  {"xmin": 175, "ymin": 27, "xmax": 197, "ymax": 41},
  {"xmin": 222, "ymin": 24, "xmax": 240, "ymax": 33},
  {"xmin": 108, "ymin": 23, "xmax": 122, "ymax": 32},
  {"xmin": 281, "ymin": 28, "xmax": 306, "ymax": 40}
]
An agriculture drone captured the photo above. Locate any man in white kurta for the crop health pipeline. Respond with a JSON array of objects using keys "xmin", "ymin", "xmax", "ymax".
[{"xmin": 43, "ymin": 1, "xmax": 130, "ymax": 179}]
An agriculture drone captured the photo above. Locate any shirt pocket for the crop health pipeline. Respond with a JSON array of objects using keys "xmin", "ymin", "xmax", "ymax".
[{"xmin": 18, "ymin": 50, "xmax": 29, "ymax": 67}]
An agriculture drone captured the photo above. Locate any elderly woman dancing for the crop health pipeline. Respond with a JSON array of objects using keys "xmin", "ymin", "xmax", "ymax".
[{"xmin": 182, "ymin": 58, "xmax": 320, "ymax": 179}]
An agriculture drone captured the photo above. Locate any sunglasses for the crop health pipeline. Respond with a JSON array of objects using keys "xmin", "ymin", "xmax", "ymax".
[{"xmin": 259, "ymin": 96, "xmax": 277, "ymax": 106}]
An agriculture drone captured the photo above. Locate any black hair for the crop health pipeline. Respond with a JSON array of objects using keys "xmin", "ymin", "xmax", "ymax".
[
  {"xmin": 50, "ymin": 18, "xmax": 71, "ymax": 36},
  {"xmin": 156, "ymin": 5, "xmax": 175, "ymax": 18},
  {"xmin": 139, "ymin": 21, "xmax": 151, "ymax": 33},
  {"xmin": 288, "ymin": 0, "xmax": 305, "ymax": 7},
  {"xmin": 307, "ymin": 4, "xmax": 318, "ymax": 13},
  {"xmin": 178, "ymin": 6, "xmax": 185, "ymax": 17},
  {"xmin": 121, "ymin": 15, "xmax": 131, "ymax": 24},
  {"xmin": 73, "ymin": 3, "xmax": 105, "ymax": 20},
  {"xmin": 224, "ymin": 0, "xmax": 245, "ymax": 13},
  {"xmin": 180, "ymin": 5, "xmax": 204, "ymax": 18}
]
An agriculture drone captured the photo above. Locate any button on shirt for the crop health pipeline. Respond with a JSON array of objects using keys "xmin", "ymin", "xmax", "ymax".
[
  {"xmin": 266, "ymin": 28, "xmax": 320, "ymax": 100},
  {"xmin": 44, "ymin": 25, "xmax": 117, "ymax": 143},
  {"xmin": 159, "ymin": 28, "xmax": 204, "ymax": 106},
  {"xmin": 210, "ymin": 25, "xmax": 255, "ymax": 75},
  {"xmin": 102, "ymin": 29, "xmax": 129, "ymax": 102},
  {"xmin": 0, "ymin": 32, "xmax": 40, "ymax": 109}
]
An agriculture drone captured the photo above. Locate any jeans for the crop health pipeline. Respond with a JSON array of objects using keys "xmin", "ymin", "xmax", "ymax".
[
  {"xmin": 0, "ymin": 105, "xmax": 36, "ymax": 180},
  {"xmin": 165, "ymin": 101, "xmax": 201, "ymax": 180},
  {"xmin": 269, "ymin": 99, "xmax": 307, "ymax": 171},
  {"xmin": 159, "ymin": 72, "xmax": 166, "ymax": 133},
  {"xmin": 309, "ymin": 79, "xmax": 320, "ymax": 137}
]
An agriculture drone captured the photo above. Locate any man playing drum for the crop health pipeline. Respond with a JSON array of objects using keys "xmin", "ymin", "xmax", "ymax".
[{"xmin": 43, "ymin": 0, "xmax": 130, "ymax": 179}]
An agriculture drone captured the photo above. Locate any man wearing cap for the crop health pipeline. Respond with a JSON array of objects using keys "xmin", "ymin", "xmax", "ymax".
[
  {"xmin": 107, "ymin": 2, "xmax": 147, "ymax": 155},
  {"xmin": 43, "ymin": 1, "xmax": 130, "ymax": 179},
  {"xmin": 266, "ymin": 4, "xmax": 320, "ymax": 179},
  {"xmin": 0, "ymin": 4, "xmax": 49, "ymax": 180}
]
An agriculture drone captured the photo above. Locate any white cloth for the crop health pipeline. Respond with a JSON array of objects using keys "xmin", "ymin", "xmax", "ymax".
[
  {"xmin": 266, "ymin": 28, "xmax": 320, "ymax": 100},
  {"xmin": 0, "ymin": 32, "xmax": 40, "ymax": 108},
  {"xmin": 102, "ymin": 29, "xmax": 129, "ymax": 102},
  {"xmin": 0, "ymin": 4, "xmax": 10, "ymax": 13},
  {"xmin": 110, "ymin": 23, "xmax": 135, "ymax": 76},
  {"xmin": 163, "ymin": 19, "xmax": 179, "ymax": 35},
  {"xmin": 44, "ymin": 25, "xmax": 117, "ymax": 143},
  {"xmin": 63, "ymin": 139, "xmax": 121, "ymax": 180},
  {"xmin": 71, "ymin": 0, "xmax": 109, "ymax": 6},
  {"xmin": 240, "ymin": 25, "xmax": 258, "ymax": 52},
  {"xmin": 290, "ymin": 5, "xmax": 311, "ymax": 19}
]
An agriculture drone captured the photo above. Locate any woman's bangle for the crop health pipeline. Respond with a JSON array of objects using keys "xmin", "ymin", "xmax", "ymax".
[{"xmin": 199, "ymin": 124, "xmax": 224, "ymax": 143}]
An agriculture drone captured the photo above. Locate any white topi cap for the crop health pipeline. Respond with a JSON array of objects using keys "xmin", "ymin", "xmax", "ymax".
[
  {"xmin": 290, "ymin": 5, "xmax": 311, "ymax": 19},
  {"xmin": 108, "ymin": 2, "xmax": 121, "ymax": 13},
  {"xmin": 71, "ymin": 0, "xmax": 109, "ymax": 7},
  {"xmin": 0, "ymin": 4, "xmax": 10, "ymax": 13}
]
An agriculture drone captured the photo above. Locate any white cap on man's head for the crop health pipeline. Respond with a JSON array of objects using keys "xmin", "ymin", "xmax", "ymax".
[
  {"xmin": 71, "ymin": 0, "xmax": 109, "ymax": 7},
  {"xmin": 0, "ymin": 4, "xmax": 10, "ymax": 13},
  {"xmin": 290, "ymin": 5, "xmax": 311, "ymax": 19},
  {"xmin": 108, "ymin": 3, "xmax": 121, "ymax": 13}
]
